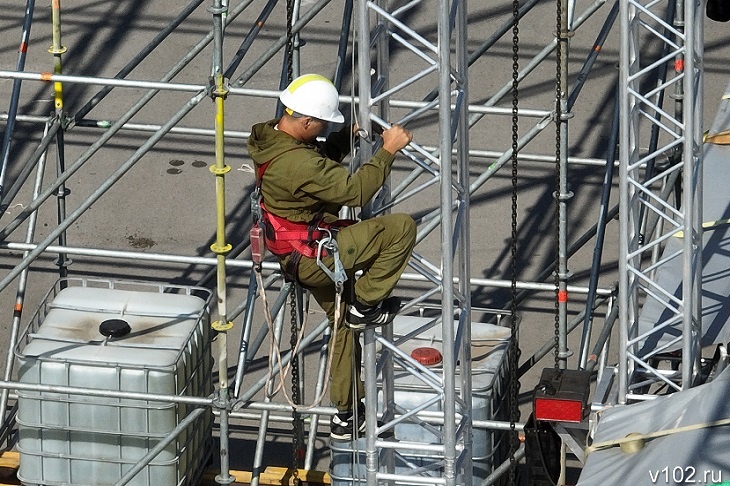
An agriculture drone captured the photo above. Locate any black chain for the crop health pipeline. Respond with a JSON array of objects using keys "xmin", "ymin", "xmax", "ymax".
[
  {"xmin": 290, "ymin": 286, "xmax": 304, "ymax": 474},
  {"xmin": 285, "ymin": 1, "xmax": 302, "ymax": 480},
  {"xmin": 553, "ymin": 0, "xmax": 563, "ymax": 369},
  {"xmin": 286, "ymin": 0, "xmax": 294, "ymax": 86},
  {"xmin": 508, "ymin": 0, "xmax": 520, "ymax": 484}
]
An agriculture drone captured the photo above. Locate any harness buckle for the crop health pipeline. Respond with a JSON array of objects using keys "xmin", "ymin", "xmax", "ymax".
[{"xmin": 250, "ymin": 189, "xmax": 263, "ymax": 222}]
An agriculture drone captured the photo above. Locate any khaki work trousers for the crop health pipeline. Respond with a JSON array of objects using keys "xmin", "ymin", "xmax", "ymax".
[{"xmin": 292, "ymin": 213, "xmax": 416, "ymax": 412}]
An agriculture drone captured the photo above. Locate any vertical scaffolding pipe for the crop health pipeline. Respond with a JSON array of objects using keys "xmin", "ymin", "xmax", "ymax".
[
  {"xmin": 0, "ymin": 0, "xmax": 36, "ymax": 198},
  {"xmin": 681, "ymin": 0, "xmax": 702, "ymax": 388},
  {"xmin": 54, "ymin": 133, "xmax": 70, "ymax": 283},
  {"xmin": 49, "ymin": 0, "xmax": 65, "ymax": 115},
  {"xmin": 556, "ymin": 0, "xmax": 572, "ymax": 369},
  {"xmin": 671, "ymin": 0, "xmax": 685, "ymax": 202},
  {"xmin": 209, "ymin": 0, "xmax": 234, "ymax": 483},
  {"xmin": 0, "ymin": 121, "xmax": 50, "ymax": 432},
  {"xmin": 356, "ymin": 0, "xmax": 373, "ymax": 169},
  {"xmin": 373, "ymin": 0, "xmax": 397, "ymax": 477},
  {"xmin": 355, "ymin": 3, "xmax": 380, "ymax": 486},
  {"xmin": 454, "ymin": 0, "xmax": 472, "ymax": 482},
  {"xmin": 618, "ymin": 0, "xmax": 638, "ymax": 403},
  {"xmin": 291, "ymin": 0, "xmax": 303, "ymax": 78},
  {"xmin": 49, "ymin": 0, "xmax": 70, "ymax": 284},
  {"xmin": 438, "ymin": 0, "xmax": 456, "ymax": 484},
  {"xmin": 363, "ymin": 327, "xmax": 378, "ymax": 486}
]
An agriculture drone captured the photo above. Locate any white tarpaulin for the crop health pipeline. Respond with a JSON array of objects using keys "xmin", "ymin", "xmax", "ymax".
[{"xmin": 578, "ymin": 367, "xmax": 730, "ymax": 485}]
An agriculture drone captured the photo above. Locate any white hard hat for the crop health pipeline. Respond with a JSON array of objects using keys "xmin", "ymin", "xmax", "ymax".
[{"xmin": 279, "ymin": 74, "xmax": 345, "ymax": 124}]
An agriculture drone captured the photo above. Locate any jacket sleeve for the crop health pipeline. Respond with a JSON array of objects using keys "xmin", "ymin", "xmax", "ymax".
[{"xmin": 292, "ymin": 147, "xmax": 395, "ymax": 207}]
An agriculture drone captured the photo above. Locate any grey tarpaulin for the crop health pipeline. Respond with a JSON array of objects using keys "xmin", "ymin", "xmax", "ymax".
[
  {"xmin": 577, "ymin": 367, "xmax": 730, "ymax": 485},
  {"xmin": 638, "ymin": 82, "xmax": 730, "ymax": 355}
]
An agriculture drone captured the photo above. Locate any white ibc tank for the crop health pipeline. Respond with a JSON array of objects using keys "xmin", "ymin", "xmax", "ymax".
[
  {"xmin": 388, "ymin": 316, "xmax": 511, "ymax": 481},
  {"xmin": 330, "ymin": 315, "xmax": 511, "ymax": 485},
  {"xmin": 15, "ymin": 279, "xmax": 213, "ymax": 486}
]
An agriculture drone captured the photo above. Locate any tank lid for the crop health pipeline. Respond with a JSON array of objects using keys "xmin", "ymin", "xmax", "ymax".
[
  {"xmin": 411, "ymin": 347, "xmax": 442, "ymax": 366},
  {"xmin": 99, "ymin": 319, "xmax": 131, "ymax": 339}
]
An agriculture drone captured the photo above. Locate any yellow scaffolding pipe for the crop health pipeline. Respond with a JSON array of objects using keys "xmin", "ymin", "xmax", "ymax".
[
  {"xmin": 49, "ymin": 0, "xmax": 66, "ymax": 111},
  {"xmin": 210, "ymin": 72, "xmax": 233, "ymax": 346},
  {"xmin": 208, "ymin": 0, "xmax": 234, "ymax": 474}
]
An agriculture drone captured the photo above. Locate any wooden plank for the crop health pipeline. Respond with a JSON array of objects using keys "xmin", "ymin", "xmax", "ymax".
[{"xmin": 201, "ymin": 467, "xmax": 330, "ymax": 486}]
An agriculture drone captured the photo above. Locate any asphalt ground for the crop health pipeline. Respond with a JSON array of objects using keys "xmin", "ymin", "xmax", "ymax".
[{"xmin": 1, "ymin": 0, "xmax": 729, "ymax": 480}]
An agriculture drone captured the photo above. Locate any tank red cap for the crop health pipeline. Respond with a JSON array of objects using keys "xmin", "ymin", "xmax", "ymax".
[{"xmin": 411, "ymin": 347, "xmax": 443, "ymax": 366}]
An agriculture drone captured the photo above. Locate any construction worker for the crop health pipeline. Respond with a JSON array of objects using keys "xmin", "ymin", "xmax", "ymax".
[{"xmin": 247, "ymin": 74, "xmax": 416, "ymax": 440}]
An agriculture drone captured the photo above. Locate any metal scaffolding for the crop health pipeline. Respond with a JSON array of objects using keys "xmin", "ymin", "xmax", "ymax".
[{"xmin": 2, "ymin": 0, "xmax": 717, "ymax": 483}]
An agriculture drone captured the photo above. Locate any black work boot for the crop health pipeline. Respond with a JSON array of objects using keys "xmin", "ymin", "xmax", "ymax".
[
  {"xmin": 345, "ymin": 296, "xmax": 401, "ymax": 330},
  {"xmin": 330, "ymin": 408, "xmax": 366, "ymax": 440}
]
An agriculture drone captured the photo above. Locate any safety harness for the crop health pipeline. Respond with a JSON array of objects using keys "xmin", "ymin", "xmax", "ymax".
[{"xmin": 250, "ymin": 150, "xmax": 353, "ymax": 287}]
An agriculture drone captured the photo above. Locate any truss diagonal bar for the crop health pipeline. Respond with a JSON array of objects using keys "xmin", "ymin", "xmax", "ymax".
[{"xmin": 367, "ymin": 1, "xmax": 438, "ymax": 54}]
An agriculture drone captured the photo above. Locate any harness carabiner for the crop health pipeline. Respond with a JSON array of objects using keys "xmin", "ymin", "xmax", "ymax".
[{"xmin": 315, "ymin": 229, "xmax": 347, "ymax": 293}]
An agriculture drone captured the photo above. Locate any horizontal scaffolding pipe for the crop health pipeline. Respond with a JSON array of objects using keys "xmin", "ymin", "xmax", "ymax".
[
  {"xmin": 0, "ymin": 114, "xmax": 609, "ymax": 167},
  {"xmin": 0, "ymin": 379, "xmax": 213, "ymax": 407},
  {"xmin": 376, "ymin": 441, "xmax": 446, "ymax": 453},
  {"xmin": 375, "ymin": 472, "xmax": 447, "ymax": 485},
  {"xmin": 0, "ymin": 70, "xmax": 550, "ymax": 119},
  {"xmin": 224, "ymin": 408, "xmax": 525, "ymax": 432},
  {"xmin": 0, "ymin": 240, "xmax": 613, "ymax": 296},
  {"xmin": 0, "ymin": 391, "xmax": 530, "ymax": 433}
]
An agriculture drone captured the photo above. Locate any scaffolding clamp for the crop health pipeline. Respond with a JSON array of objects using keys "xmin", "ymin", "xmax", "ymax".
[
  {"xmin": 47, "ymin": 45, "xmax": 67, "ymax": 55},
  {"xmin": 316, "ymin": 230, "xmax": 347, "ymax": 293},
  {"xmin": 208, "ymin": 75, "xmax": 230, "ymax": 100},
  {"xmin": 212, "ymin": 320, "xmax": 234, "ymax": 332},
  {"xmin": 209, "ymin": 164, "xmax": 231, "ymax": 175},
  {"xmin": 207, "ymin": 5, "xmax": 228, "ymax": 15},
  {"xmin": 210, "ymin": 242, "xmax": 233, "ymax": 255}
]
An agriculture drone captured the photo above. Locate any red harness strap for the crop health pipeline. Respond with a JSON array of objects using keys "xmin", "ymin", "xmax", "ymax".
[
  {"xmin": 256, "ymin": 156, "xmax": 354, "ymax": 259},
  {"xmin": 259, "ymin": 202, "xmax": 324, "ymax": 258}
]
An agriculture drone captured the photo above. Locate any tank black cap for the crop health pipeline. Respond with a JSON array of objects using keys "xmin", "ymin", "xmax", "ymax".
[{"xmin": 99, "ymin": 319, "xmax": 131, "ymax": 339}]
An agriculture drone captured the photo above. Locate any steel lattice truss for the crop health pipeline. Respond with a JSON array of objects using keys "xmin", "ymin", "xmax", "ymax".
[
  {"xmin": 618, "ymin": 0, "xmax": 704, "ymax": 402},
  {"xmin": 351, "ymin": 1, "xmax": 474, "ymax": 484}
]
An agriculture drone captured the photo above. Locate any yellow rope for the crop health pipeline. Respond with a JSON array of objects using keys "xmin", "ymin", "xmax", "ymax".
[{"xmin": 585, "ymin": 416, "xmax": 730, "ymax": 457}]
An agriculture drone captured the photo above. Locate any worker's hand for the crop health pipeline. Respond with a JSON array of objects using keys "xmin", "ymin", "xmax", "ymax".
[{"xmin": 381, "ymin": 124, "xmax": 413, "ymax": 154}]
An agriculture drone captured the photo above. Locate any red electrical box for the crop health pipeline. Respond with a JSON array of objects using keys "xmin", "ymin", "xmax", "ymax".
[{"xmin": 533, "ymin": 368, "xmax": 591, "ymax": 423}]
